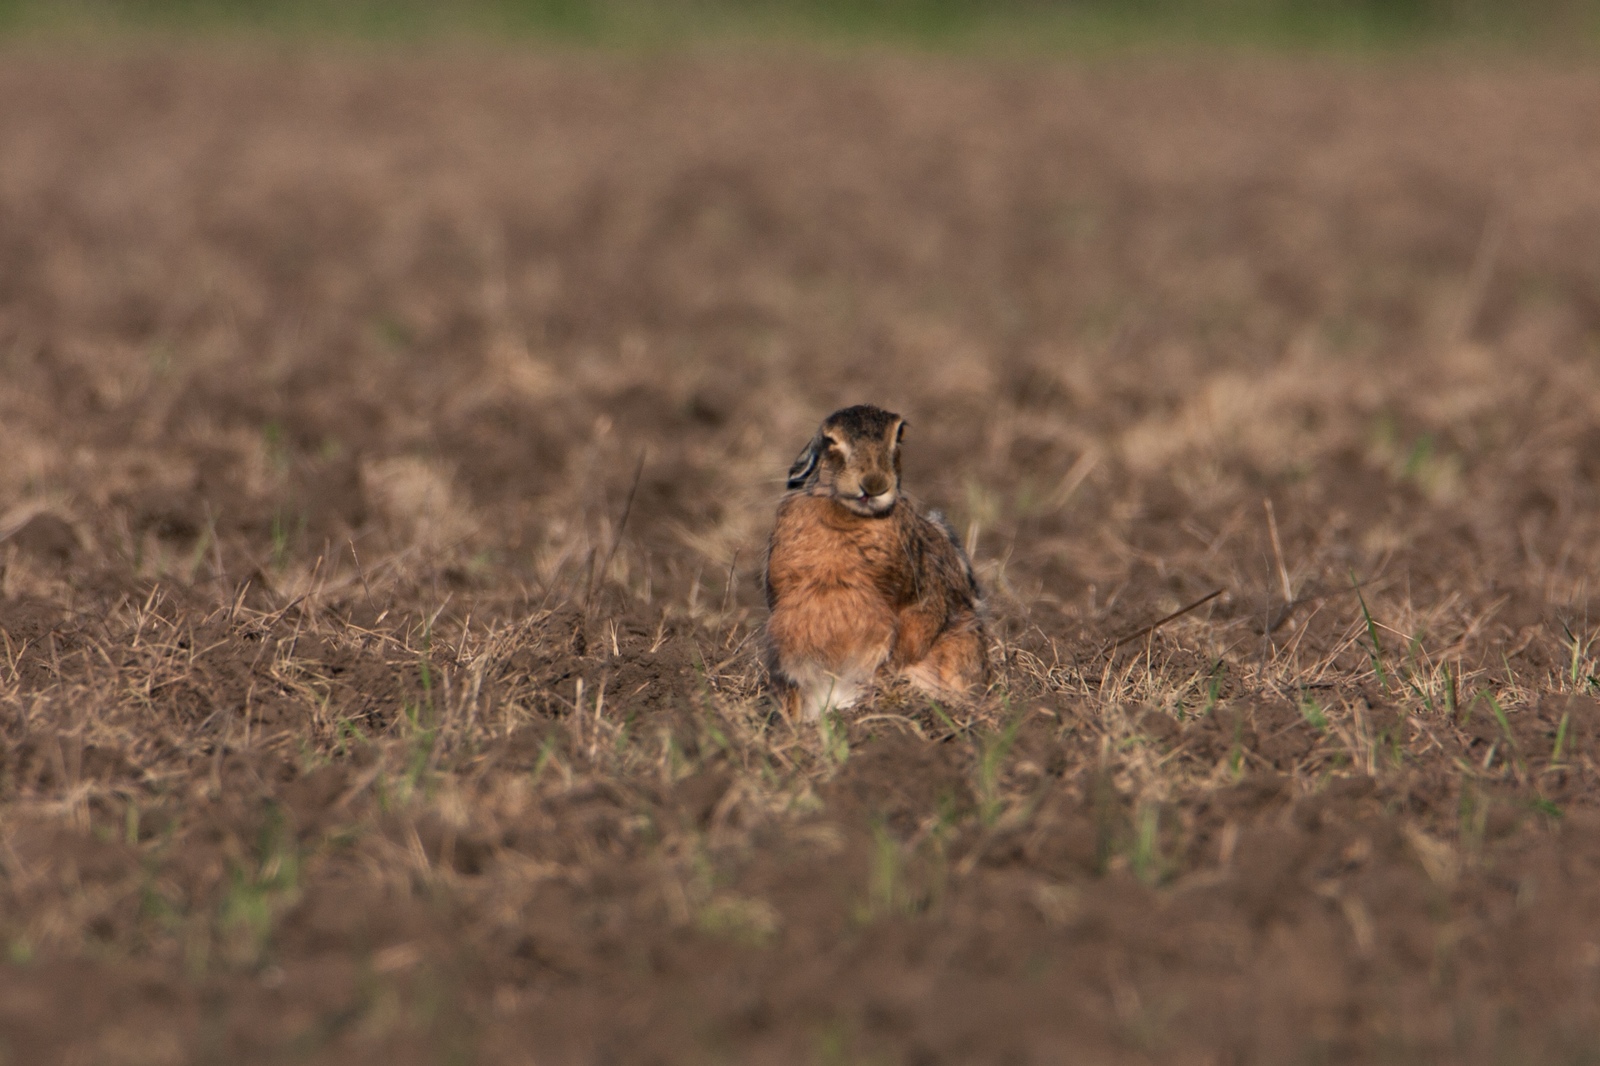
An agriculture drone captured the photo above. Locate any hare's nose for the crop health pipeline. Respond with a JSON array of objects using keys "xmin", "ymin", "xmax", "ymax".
[{"xmin": 860, "ymin": 473, "xmax": 890, "ymax": 497}]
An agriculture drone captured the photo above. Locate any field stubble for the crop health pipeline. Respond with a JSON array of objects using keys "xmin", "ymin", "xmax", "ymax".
[{"xmin": 2, "ymin": 46, "xmax": 1600, "ymax": 1064}]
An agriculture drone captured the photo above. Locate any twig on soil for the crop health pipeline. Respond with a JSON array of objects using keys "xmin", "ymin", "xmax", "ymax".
[
  {"xmin": 720, "ymin": 549, "xmax": 740, "ymax": 615},
  {"xmin": 587, "ymin": 449, "xmax": 646, "ymax": 613},
  {"xmin": 852, "ymin": 713, "xmax": 928, "ymax": 740},
  {"xmin": 1446, "ymin": 208, "xmax": 1506, "ymax": 347},
  {"xmin": 1264, "ymin": 498, "xmax": 1293, "ymax": 604},
  {"xmin": 1101, "ymin": 588, "xmax": 1225, "ymax": 656},
  {"xmin": 349, "ymin": 538, "xmax": 375, "ymax": 610},
  {"xmin": 202, "ymin": 499, "xmax": 226, "ymax": 589}
]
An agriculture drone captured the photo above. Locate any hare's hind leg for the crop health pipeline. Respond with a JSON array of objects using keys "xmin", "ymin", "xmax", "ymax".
[
  {"xmin": 765, "ymin": 673, "xmax": 804, "ymax": 723},
  {"xmin": 900, "ymin": 613, "xmax": 989, "ymax": 702}
]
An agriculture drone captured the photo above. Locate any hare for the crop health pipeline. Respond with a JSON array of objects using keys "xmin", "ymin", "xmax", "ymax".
[{"xmin": 763, "ymin": 405, "xmax": 990, "ymax": 721}]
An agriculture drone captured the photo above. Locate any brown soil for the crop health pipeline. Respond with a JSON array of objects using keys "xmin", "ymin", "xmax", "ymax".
[{"xmin": 2, "ymin": 44, "xmax": 1600, "ymax": 1065}]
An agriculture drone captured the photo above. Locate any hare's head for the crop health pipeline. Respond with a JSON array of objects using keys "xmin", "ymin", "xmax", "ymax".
[{"xmin": 786, "ymin": 404, "xmax": 906, "ymax": 516}]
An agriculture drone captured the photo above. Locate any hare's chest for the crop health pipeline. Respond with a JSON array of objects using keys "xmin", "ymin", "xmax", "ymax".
[{"xmin": 769, "ymin": 509, "xmax": 903, "ymax": 597}]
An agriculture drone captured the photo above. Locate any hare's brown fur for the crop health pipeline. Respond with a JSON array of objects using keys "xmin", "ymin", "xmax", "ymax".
[{"xmin": 763, "ymin": 405, "xmax": 989, "ymax": 721}]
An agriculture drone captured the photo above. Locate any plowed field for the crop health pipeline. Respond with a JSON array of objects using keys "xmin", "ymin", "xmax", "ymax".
[{"xmin": 3, "ymin": 46, "xmax": 1600, "ymax": 1064}]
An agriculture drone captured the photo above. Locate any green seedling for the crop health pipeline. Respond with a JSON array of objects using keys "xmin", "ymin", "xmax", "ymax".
[
  {"xmin": 1013, "ymin": 478, "xmax": 1041, "ymax": 518},
  {"xmin": 184, "ymin": 525, "xmax": 213, "ymax": 582},
  {"xmin": 1377, "ymin": 717, "xmax": 1406, "ymax": 768},
  {"xmin": 975, "ymin": 704, "xmax": 1024, "ymax": 826},
  {"xmin": 813, "ymin": 1020, "xmax": 856, "ymax": 1066},
  {"xmin": 138, "ymin": 874, "xmax": 184, "ymax": 937},
  {"xmin": 962, "ymin": 475, "xmax": 1002, "ymax": 532},
  {"xmin": 1561, "ymin": 621, "xmax": 1599, "ymax": 693},
  {"xmin": 530, "ymin": 734, "xmax": 560, "ymax": 786},
  {"xmin": 614, "ymin": 710, "xmax": 638, "ymax": 755},
  {"xmin": 818, "ymin": 711, "xmax": 850, "ymax": 770},
  {"xmin": 268, "ymin": 508, "xmax": 306, "ymax": 574},
  {"xmin": 658, "ymin": 729, "xmax": 689, "ymax": 784},
  {"xmin": 858, "ymin": 820, "xmax": 914, "ymax": 922},
  {"xmin": 699, "ymin": 708, "xmax": 731, "ymax": 759},
  {"xmin": 1130, "ymin": 802, "xmax": 1165, "ymax": 887},
  {"xmin": 1352, "ymin": 571, "xmax": 1388, "ymax": 692},
  {"xmin": 1481, "ymin": 692, "xmax": 1526, "ymax": 777},
  {"xmin": 332, "ymin": 716, "xmax": 363, "ymax": 758},
  {"xmin": 696, "ymin": 894, "xmax": 780, "ymax": 949},
  {"xmin": 219, "ymin": 805, "xmax": 301, "ymax": 965},
  {"xmin": 262, "ymin": 420, "xmax": 289, "ymax": 473},
  {"xmin": 931, "ymin": 790, "xmax": 966, "ymax": 842},
  {"xmin": 1526, "ymin": 797, "xmax": 1562, "ymax": 820},
  {"xmin": 928, "ymin": 701, "xmax": 962, "ymax": 737},
  {"xmin": 1485, "ymin": 693, "xmax": 1514, "ymax": 746},
  {"xmin": 1457, "ymin": 775, "xmax": 1488, "ymax": 855},
  {"xmin": 399, "ymin": 701, "xmax": 440, "ymax": 797},
  {"xmin": 687, "ymin": 651, "xmax": 733, "ymax": 758},
  {"xmin": 373, "ymin": 315, "xmax": 412, "ymax": 351},
  {"xmin": 1201, "ymin": 660, "xmax": 1226, "ymax": 717},
  {"xmin": 416, "ymin": 618, "xmax": 437, "ymax": 719},
  {"xmin": 1091, "ymin": 772, "xmax": 1120, "ymax": 876},
  {"xmin": 1551, "ymin": 712, "xmax": 1571, "ymax": 765},
  {"xmin": 1399, "ymin": 635, "xmax": 1436, "ymax": 713},
  {"xmin": 1227, "ymin": 713, "xmax": 1246, "ymax": 780},
  {"xmin": 1297, "ymin": 689, "xmax": 1327, "ymax": 732},
  {"xmin": 1402, "ymin": 432, "xmax": 1434, "ymax": 480}
]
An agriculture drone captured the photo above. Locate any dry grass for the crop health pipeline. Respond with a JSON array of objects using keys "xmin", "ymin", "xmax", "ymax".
[{"xmin": 2, "ymin": 45, "xmax": 1600, "ymax": 1065}]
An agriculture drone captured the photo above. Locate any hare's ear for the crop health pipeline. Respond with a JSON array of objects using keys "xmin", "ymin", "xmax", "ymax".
[
  {"xmin": 890, "ymin": 418, "xmax": 907, "ymax": 473},
  {"xmin": 786, "ymin": 433, "xmax": 825, "ymax": 490}
]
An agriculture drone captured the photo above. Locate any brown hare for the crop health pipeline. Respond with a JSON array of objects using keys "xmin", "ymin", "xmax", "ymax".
[{"xmin": 763, "ymin": 404, "xmax": 990, "ymax": 721}]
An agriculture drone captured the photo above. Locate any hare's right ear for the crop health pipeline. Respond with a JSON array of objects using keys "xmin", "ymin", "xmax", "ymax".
[{"xmin": 786, "ymin": 433, "xmax": 825, "ymax": 490}]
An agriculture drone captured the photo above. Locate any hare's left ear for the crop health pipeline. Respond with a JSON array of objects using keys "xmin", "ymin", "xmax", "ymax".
[{"xmin": 786, "ymin": 433, "xmax": 825, "ymax": 490}]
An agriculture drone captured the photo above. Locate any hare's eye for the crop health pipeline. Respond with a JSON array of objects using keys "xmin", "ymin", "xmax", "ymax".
[{"xmin": 823, "ymin": 436, "xmax": 844, "ymax": 453}]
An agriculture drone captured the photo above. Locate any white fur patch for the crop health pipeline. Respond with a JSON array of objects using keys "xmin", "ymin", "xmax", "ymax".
[{"xmin": 784, "ymin": 659, "xmax": 874, "ymax": 721}]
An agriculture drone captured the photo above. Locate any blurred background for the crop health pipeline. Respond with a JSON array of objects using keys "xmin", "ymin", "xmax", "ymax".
[
  {"xmin": 7, "ymin": 0, "xmax": 1600, "ymax": 1063},
  {"xmin": 1, "ymin": 0, "xmax": 1597, "ymax": 46}
]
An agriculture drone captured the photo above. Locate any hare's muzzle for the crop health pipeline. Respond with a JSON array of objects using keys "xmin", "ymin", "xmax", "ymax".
[{"xmin": 839, "ymin": 477, "xmax": 897, "ymax": 516}]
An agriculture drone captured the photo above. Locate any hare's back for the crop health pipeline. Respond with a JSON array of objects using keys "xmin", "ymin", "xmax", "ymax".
[{"xmin": 909, "ymin": 510, "xmax": 981, "ymax": 606}]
